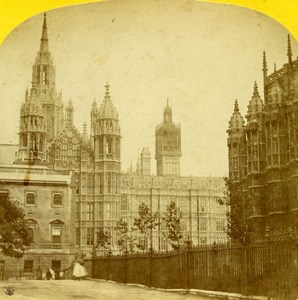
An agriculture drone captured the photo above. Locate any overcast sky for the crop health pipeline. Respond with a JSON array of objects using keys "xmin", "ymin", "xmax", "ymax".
[{"xmin": 0, "ymin": 0, "xmax": 297, "ymax": 177}]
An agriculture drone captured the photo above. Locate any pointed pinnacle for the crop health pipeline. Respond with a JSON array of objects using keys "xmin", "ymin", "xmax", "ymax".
[
  {"xmin": 287, "ymin": 34, "xmax": 293, "ymax": 64},
  {"xmin": 68, "ymin": 98, "xmax": 73, "ymax": 109},
  {"xmin": 104, "ymin": 82, "xmax": 111, "ymax": 101},
  {"xmin": 262, "ymin": 51, "xmax": 267, "ymax": 72},
  {"xmin": 234, "ymin": 99, "xmax": 239, "ymax": 112},
  {"xmin": 253, "ymin": 81, "xmax": 259, "ymax": 97},
  {"xmin": 41, "ymin": 13, "xmax": 48, "ymax": 41},
  {"xmin": 40, "ymin": 13, "xmax": 49, "ymax": 52},
  {"xmin": 83, "ymin": 121, "xmax": 87, "ymax": 133}
]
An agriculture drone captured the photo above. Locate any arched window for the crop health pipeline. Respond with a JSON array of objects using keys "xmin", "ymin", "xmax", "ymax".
[
  {"xmin": 25, "ymin": 219, "xmax": 37, "ymax": 244},
  {"xmin": 106, "ymin": 139, "xmax": 112, "ymax": 154}
]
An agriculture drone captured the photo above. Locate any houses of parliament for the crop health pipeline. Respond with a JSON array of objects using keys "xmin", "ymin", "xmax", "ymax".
[
  {"xmin": 0, "ymin": 14, "xmax": 226, "ymax": 274},
  {"xmin": 227, "ymin": 35, "xmax": 298, "ymax": 241}
]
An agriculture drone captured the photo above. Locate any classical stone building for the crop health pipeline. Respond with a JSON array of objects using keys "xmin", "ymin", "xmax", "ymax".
[
  {"xmin": 1, "ymin": 13, "xmax": 227, "ymax": 264},
  {"xmin": 227, "ymin": 36, "xmax": 298, "ymax": 241},
  {"xmin": 0, "ymin": 164, "xmax": 75, "ymax": 278}
]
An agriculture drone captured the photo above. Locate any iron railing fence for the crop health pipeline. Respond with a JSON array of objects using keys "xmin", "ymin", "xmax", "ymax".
[{"xmin": 92, "ymin": 240, "xmax": 298, "ymax": 299}]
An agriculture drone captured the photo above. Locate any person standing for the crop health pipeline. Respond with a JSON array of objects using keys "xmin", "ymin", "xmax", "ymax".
[
  {"xmin": 72, "ymin": 261, "xmax": 88, "ymax": 280},
  {"xmin": 49, "ymin": 268, "xmax": 55, "ymax": 280}
]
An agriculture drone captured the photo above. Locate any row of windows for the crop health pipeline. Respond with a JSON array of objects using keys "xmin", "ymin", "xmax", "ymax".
[
  {"xmin": 25, "ymin": 192, "xmax": 63, "ymax": 206},
  {"xmin": 197, "ymin": 219, "xmax": 225, "ymax": 232},
  {"xmin": 120, "ymin": 195, "xmax": 225, "ymax": 214},
  {"xmin": 27, "ymin": 225, "xmax": 63, "ymax": 244},
  {"xmin": 24, "ymin": 260, "xmax": 61, "ymax": 273}
]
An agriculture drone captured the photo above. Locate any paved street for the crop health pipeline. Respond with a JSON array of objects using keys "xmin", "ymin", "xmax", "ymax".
[{"xmin": 0, "ymin": 279, "xmax": 214, "ymax": 300}]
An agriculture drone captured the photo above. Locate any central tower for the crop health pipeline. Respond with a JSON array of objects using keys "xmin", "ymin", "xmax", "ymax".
[
  {"xmin": 155, "ymin": 100, "xmax": 181, "ymax": 176},
  {"xmin": 30, "ymin": 13, "xmax": 64, "ymax": 143}
]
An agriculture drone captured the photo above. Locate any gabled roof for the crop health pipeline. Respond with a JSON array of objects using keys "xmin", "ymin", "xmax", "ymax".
[
  {"xmin": 49, "ymin": 219, "xmax": 64, "ymax": 225},
  {"xmin": 46, "ymin": 124, "xmax": 93, "ymax": 155}
]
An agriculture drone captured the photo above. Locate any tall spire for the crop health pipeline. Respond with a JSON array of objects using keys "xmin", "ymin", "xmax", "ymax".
[
  {"xmin": 262, "ymin": 51, "xmax": 268, "ymax": 76},
  {"xmin": 40, "ymin": 13, "xmax": 49, "ymax": 52},
  {"xmin": 287, "ymin": 34, "xmax": 293, "ymax": 65}
]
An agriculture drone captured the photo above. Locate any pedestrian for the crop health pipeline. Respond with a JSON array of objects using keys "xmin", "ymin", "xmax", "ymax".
[
  {"xmin": 49, "ymin": 268, "xmax": 55, "ymax": 280},
  {"xmin": 46, "ymin": 268, "xmax": 52, "ymax": 280},
  {"xmin": 72, "ymin": 261, "xmax": 88, "ymax": 280},
  {"xmin": 59, "ymin": 270, "xmax": 64, "ymax": 280}
]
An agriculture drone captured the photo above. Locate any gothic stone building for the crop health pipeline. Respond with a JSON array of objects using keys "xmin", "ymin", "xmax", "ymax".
[
  {"xmin": 227, "ymin": 36, "xmax": 298, "ymax": 241},
  {"xmin": 2, "ymin": 14, "xmax": 227, "ymax": 260}
]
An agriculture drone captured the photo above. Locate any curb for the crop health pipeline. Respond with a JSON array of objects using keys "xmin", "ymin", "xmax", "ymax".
[{"xmin": 90, "ymin": 279, "xmax": 267, "ymax": 300}]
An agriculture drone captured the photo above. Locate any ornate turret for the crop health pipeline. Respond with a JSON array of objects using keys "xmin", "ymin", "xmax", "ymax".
[
  {"xmin": 228, "ymin": 100, "xmax": 245, "ymax": 131},
  {"xmin": 246, "ymin": 82, "xmax": 263, "ymax": 122},
  {"xmin": 93, "ymin": 83, "xmax": 121, "ymax": 249},
  {"xmin": 98, "ymin": 83, "xmax": 119, "ymax": 120},
  {"xmin": 17, "ymin": 87, "xmax": 46, "ymax": 164},
  {"xmin": 227, "ymin": 100, "xmax": 246, "ymax": 180}
]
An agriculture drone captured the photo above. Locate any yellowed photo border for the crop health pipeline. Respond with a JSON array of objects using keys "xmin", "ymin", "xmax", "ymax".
[{"xmin": 0, "ymin": 0, "xmax": 297, "ymax": 44}]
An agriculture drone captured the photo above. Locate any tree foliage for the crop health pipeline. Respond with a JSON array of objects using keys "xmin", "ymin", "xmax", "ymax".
[
  {"xmin": 133, "ymin": 202, "xmax": 160, "ymax": 251},
  {"xmin": 218, "ymin": 177, "xmax": 252, "ymax": 246},
  {"xmin": 114, "ymin": 218, "xmax": 138, "ymax": 254},
  {"xmin": 115, "ymin": 218, "xmax": 128, "ymax": 250},
  {"xmin": 182, "ymin": 238, "xmax": 195, "ymax": 251},
  {"xmin": 95, "ymin": 228, "xmax": 111, "ymax": 251},
  {"xmin": 164, "ymin": 201, "xmax": 183, "ymax": 251},
  {"xmin": 0, "ymin": 192, "xmax": 32, "ymax": 258}
]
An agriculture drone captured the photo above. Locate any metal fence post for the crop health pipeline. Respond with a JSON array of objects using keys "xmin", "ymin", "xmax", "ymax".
[
  {"xmin": 148, "ymin": 253, "xmax": 152, "ymax": 287},
  {"xmin": 186, "ymin": 249, "xmax": 190, "ymax": 290},
  {"xmin": 242, "ymin": 245, "xmax": 248, "ymax": 296},
  {"xmin": 124, "ymin": 253, "xmax": 127, "ymax": 284},
  {"xmin": 107, "ymin": 256, "xmax": 110, "ymax": 281}
]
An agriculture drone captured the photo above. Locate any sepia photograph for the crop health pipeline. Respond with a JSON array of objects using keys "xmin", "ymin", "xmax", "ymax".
[{"xmin": 0, "ymin": 0, "xmax": 297, "ymax": 298}]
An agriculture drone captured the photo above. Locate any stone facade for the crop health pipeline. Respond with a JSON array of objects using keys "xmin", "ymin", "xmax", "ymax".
[
  {"xmin": 120, "ymin": 174, "xmax": 226, "ymax": 252},
  {"xmin": 0, "ymin": 165, "xmax": 75, "ymax": 278},
  {"xmin": 1, "ymin": 14, "xmax": 227, "ymax": 262},
  {"xmin": 227, "ymin": 36, "xmax": 298, "ymax": 240}
]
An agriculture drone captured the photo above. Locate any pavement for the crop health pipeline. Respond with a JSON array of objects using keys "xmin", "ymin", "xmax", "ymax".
[{"xmin": 0, "ymin": 279, "xmax": 267, "ymax": 300}]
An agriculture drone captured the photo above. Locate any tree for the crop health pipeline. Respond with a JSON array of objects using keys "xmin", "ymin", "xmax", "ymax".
[
  {"xmin": 217, "ymin": 177, "xmax": 253, "ymax": 246},
  {"xmin": 133, "ymin": 202, "xmax": 159, "ymax": 252},
  {"xmin": 164, "ymin": 201, "xmax": 183, "ymax": 251},
  {"xmin": 95, "ymin": 228, "xmax": 111, "ymax": 255},
  {"xmin": 114, "ymin": 218, "xmax": 137, "ymax": 255},
  {"xmin": 0, "ymin": 192, "xmax": 32, "ymax": 258},
  {"xmin": 114, "ymin": 218, "xmax": 128, "ymax": 254},
  {"xmin": 182, "ymin": 236, "xmax": 195, "ymax": 251}
]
